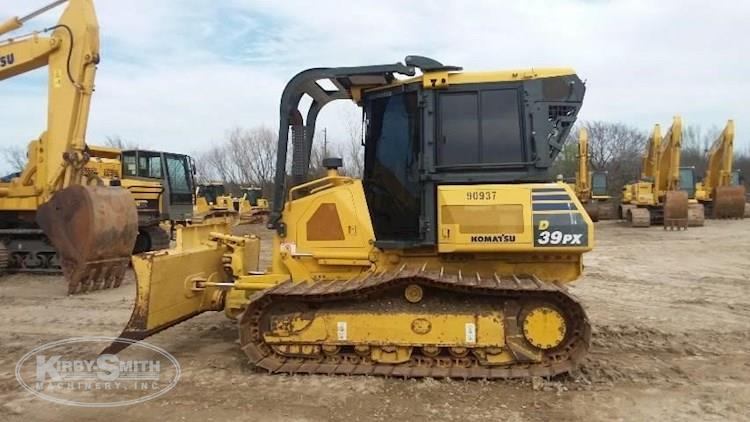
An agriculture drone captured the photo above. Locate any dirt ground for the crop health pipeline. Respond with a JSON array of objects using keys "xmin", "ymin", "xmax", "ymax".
[{"xmin": 1, "ymin": 220, "xmax": 749, "ymax": 422}]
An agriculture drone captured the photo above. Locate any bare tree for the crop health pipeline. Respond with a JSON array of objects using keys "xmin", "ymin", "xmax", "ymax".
[
  {"xmin": 0, "ymin": 146, "xmax": 27, "ymax": 174},
  {"xmin": 191, "ymin": 126, "xmax": 280, "ymax": 196},
  {"xmin": 341, "ymin": 109, "xmax": 364, "ymax": 177},
  {"xmin": 104, "ymin": 135, "xmax": 138, "ymax": 150},
  {"xmin": 552, "ymin": 121, "xmax": 646, "ymax": 197}
]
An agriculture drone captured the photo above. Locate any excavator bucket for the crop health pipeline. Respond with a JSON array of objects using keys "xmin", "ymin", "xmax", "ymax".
[
  {"xmin": 582, "ymin": 202, "xmax": 600, "ymax": 222},
  {"xmin": 712, "ymin": 186, "xmax": 746, "ymax": 219},
  {"xmin": 36, "ymin": 185, "xmax": 138, "ymax": 294},
  {"xmin": 663, "ymin": 190, "xmax": 689, "ymax": 230},
  {"xmin": 101, "ymin": 222, "xmax": 230, "ymax": 355}
]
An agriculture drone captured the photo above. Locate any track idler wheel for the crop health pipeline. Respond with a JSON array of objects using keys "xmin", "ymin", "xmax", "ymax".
[
  {"xmin": 712, "ymin": 186, "xmax": 746, "ymax": 219},
  {"xmin": 663, "ymin": 190, "xmax": 688, "ymax": 230},
  {"xmin": 37, "ymin": 185, "xmax": 138, "ymax": 294}
]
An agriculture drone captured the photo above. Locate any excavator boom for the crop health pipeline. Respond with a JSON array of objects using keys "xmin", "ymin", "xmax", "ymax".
[
  {"xmin": 696, "ymin": 120, "xmax": 745, "ymax": 218},
  {"xmin": 0, "ymin": 0, "xmax": 138, "ymax": 292}
]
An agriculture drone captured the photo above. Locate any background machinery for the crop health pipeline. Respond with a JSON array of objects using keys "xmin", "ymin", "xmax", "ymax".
[
  {"xmin": 693, "ymin": 120, "xmax": 746, "ymax": 219},
  {"xmin": 194, "ymin": 183, "xmax": 268, "ymax": 224},
  {"xmin": 571, "ymin": 128, "xmax": 612, "ymax": 222},
  {"xmin": 108, "ymin": 56, "xmax": 595, "ymax": 379},
  {"xmin": 195, "ymin": 182, "xmax": 233, "ymax": 212},
  {"xmin": 0, "ymin": 0, "xmax": 139, "ymax": 293},
  {"xmin": 120, "ymin": 149, "xmax": 196, "ymax": 252},
  {"xmin": 235, "ymin": 186, "xmax": 269, "ymax": 224},
  {"xmin": 619, "ymin": 116, "xmax": 701, "ymax": 229}
]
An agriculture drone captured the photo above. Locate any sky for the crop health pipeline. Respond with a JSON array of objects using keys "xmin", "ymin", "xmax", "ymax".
[{"xmin": 1, "ymin": 0, "xmax": 748, "ymax": 174}]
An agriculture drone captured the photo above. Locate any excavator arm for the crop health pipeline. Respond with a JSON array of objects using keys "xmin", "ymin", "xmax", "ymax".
[
  {"xmin": 0, "ymin": 0, "xmax": 138, "ymax": 293},
  {"xmin": 702, "ymin": 120, "xmax": 736, "ymax": 192},
  {"xmin": 641, "ymin": 124, "xmax": 662, "ymax": 181},
  {"xmin": 0, "ymin": 0, "xmax": 99, "ymax": 196},
  {"xmin": 657, "ymin": 116, "xmax": 683, "ymax": 195},
  {"xmin": 575, "ymin": 128, "xmax": 590, "ymax": 200},
  {"xmin": 696, "ymin": 120, "xmax": 745, "ymax": 218}
]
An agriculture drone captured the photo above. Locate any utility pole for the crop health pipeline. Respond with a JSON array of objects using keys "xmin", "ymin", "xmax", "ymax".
[{"xmin": 323, "ymin": 128, "xmax": 328, "ymax": 158}]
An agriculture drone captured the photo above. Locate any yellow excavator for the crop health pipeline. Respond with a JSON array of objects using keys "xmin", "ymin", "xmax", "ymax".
[
  {"xmin": 571, "ymin": 128, "xmax": 612, "ymax": 222},
  {"xmin": 693, "ymin": 120, "xmax": 746, "ymax": 219},
  {"xmin": 107, "ymin": 56, "xmax": 594, "ymax": 379},
  {"xmin": 0, "ymin": 0, "xmax": 197, "ymax": 292},
  {"xmin": 0, "ymin": 0, "xmax": 139, "ymax": 293},
  {"xmin": 619, "ymin": 116, "xmax": 701, "ymax": 229}
]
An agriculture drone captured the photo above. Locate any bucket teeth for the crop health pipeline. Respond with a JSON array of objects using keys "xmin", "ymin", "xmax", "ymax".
[
  {"xmin": 36, "ymin": 185, "xmax": 138, "ymax": 295},
  {"xmin": 65, "ymin": 260, "xmax": 130, "ymax": 294}
]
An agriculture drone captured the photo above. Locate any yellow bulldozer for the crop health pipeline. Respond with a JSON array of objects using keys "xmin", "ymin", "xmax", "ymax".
[
  {"xmin": 0, "ymin": 0, "xmax": 196, "ymax": 293},
  {"xmin": 692, "ymin": 120, "xmax": 746, "ymax": 219},
  {"xmin": 619, "ymin": 116, "xmax": 703, "ymax": 229},
  {"xmin": 107, "ymin": 56, "xmax": 595, "ymax": 379},
  {"xmin": 194, "ymin": 183, "xmax": 269, "ymax": 224},
  {"xmin": 235, "ymin": 186, "xmax": 270, "ymax": 224},
  {"xmin": 570, "ymin": 128, "xmax": 613, "ymax": 222}
]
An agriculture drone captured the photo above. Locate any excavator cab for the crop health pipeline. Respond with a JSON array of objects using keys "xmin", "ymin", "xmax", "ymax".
[
  {"xmin": 679, "ymin": 166, "xmax": 697, "ymax": 199},
  {"xmin": 591, "ymin": 171, "xmax": 609, "ymax": 198},
  {"xmin": 731, "ymin": 170, "xmax": 742, "ymax": 186}
]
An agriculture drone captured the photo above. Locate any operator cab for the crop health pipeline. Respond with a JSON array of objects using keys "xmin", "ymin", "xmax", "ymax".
[
  {"xmin": 679, "ymin": 166, "xmax": 697, "ymax": 199},
  {"xmin": 122, "ymin": 150, "xmax": 195, "ymax": 220},
  {"xmin": 197, "ymin": 183, "xmax": 227, "ymax": 206},
  {"xmin": 242, "ymin": 187, "xmax": 263, "ymax": 206},
  {"xmin": 271, "ymin": 56, "xmax": 585, "ymax": 249},
  {"xmin": 591, "ymin": 171, "xmax": 608, "ymax": 197},
  {"xmin": 731, "ymin": 169, "xmax": 743, "ymax": 186}
]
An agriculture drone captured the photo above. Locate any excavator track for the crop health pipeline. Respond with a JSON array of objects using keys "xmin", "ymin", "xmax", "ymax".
[
  {"xmin": 688, "ymin": 203, "xmax": 705, "ymax": 227},
  {"xmin": 0, "ymin": 241, "xmax": 9, "ymax": 273},
  {"xmin": 628, "ymin": 207, "xmax": 651, "ymax": 228},
  {"xmin": 239, "ymin": 267, "xmax": 590, "ymax": 379}
]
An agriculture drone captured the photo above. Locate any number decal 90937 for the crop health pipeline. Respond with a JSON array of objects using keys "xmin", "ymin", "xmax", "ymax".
[{"xmin": 465, "ymin": 191, "xmax": 497, "ymax": 201}]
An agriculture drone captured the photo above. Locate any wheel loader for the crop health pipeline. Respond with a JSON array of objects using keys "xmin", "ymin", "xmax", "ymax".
[
  {"xmin": 692, "ymin": 120, "xmax": 746, "ymax": 219},
  {"xmin": 571, "ymin": 128, "xmax": 613, "ymax": 222},
  {"xmin": 619, "ymin": 116, "xmax": 703, "ymax": 229},
  {"xmin": 0, "ymin": 0, "xmax": 195, "ymax": 293},
  {"xmin": 107, "ymin": 56, "xmax": 593, "ymax": 379}
]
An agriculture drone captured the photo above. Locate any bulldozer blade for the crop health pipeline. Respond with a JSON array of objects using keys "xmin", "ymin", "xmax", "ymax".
[
  {"xmin": 663, "ymin": 190, "xmax": 688, "ymax": 230},
  {"xmin": 102, "ymin": 225, "xmax": 229, "ymax": 355},
  {"xmin": 36, "ymin": 185, "xmax": 139, "ymax": 294},
  {"xmin": 712, "ymin": 186, "xmax": 746, "ymax": 219}
]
